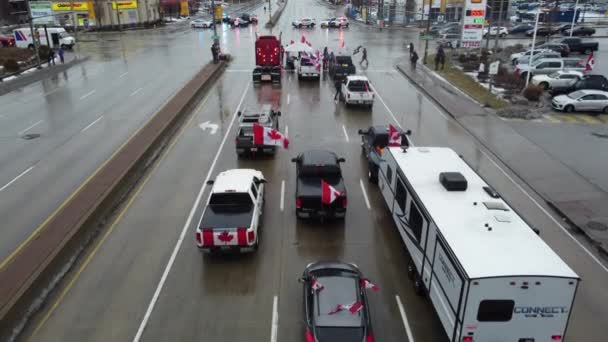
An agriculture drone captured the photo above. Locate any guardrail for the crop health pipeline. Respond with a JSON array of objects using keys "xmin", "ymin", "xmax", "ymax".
[
  {"xmin": 0, "ymin": 60, "xmax": 227, "ymax": 340},
  {"xmin": 266, "ymin": 0, "xmax": 289, "ymax": 28}
]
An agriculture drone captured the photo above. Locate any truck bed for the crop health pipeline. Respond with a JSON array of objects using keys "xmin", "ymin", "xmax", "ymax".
[
  {"xmin": 200, "ymin": 205, "xmax": 253, "ymax": 229},
  {"xmin": 297, "ymin": 177, "xmax": 346, "ymax": 208}
]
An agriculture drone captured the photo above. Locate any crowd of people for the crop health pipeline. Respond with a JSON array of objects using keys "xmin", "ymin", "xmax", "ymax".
[{"xmin": 46, "ymin": 47, "xmax": 66, "ymax": 66}]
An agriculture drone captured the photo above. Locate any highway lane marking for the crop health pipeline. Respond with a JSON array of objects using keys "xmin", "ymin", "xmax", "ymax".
[
  {"xmin": 43, "ymin": 88, "xmax": 60, "ymax": 97},
  {"xmin": 119, "ymin": 72, "xmax": 129, "ymax": 78},
  {"xmin": 359, "ymin": 179, "xmax": 371, "ymax": 210},
  {"xmin": 287, "ymin": 93, "xmax": 290, "ymax": 104},
  {"xmin": 270, "ymin": 295, "xmax": 279, "ymax": 342},
  {"xmin": 369, "ymin": 84, "xmax": 401, "ymax": 128},
  {"xmin": 130, "ymin": 87, "xmax": 143, "ymax": 97},
  {"xmin": 133, "ymin": 82, "xmax": 251, "ymax": 342},
  {"xmin": 395, "ymin": 295, "xmax": 415, "ymax": 342},
  {"xmin": 578, "ymin": 115, "xmax": 602, "ymax": 125},
  {"xmin": 342, "ymin": 124, "xmax": 350, "ymax": 142},
  {"xmin": 280, "ymin": 180, "xmax": 285, "ymax": 212},
  {"xmin": 542, "ymin": 114, "xmax": 561, "ymax": 123},
  {"xmin": 285, "ymin": 125, "xmax": 289, "ymax": 138},
  {"xmin": 0, "ymin": 69, "xmax": 198, "ymax": 271},
  {"xmin": 0, "ymin": 166, "xmax": 35, "ymax": 193},
  {"xmin": 30, "ymin": 83, "xmax": 216, "ymax": 338},
  {"xmin": 79, "ymin": 90, "xmax": 96, "ymax": 100},
  {"xmin": 81, "ymin": 116, "xmax": 104, "ymax": 132},
  {"xmin": 18, "ymin": 120, "xmax": 43, "ymax": 135}
]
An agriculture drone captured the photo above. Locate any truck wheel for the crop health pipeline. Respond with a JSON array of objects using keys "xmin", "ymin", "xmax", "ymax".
[
  {"xmin": 603, "ymin": 106, "xmax": 608, "ymax": 114},
  {"xmin": 368, "ymin": 167, "xmax": 378, "ymax": 184},
  {"xmin": 28, "ymin": 44, "xmax": 34, "ymax": 50},
  {"xmin": 564, "ymin": 105, "xmax": 574, "ymax": 113},
  {"xmin": 539, "ymin": 82, "xmax": 549, "ymax": 90},
  {"xmin": 413, "ymin": 276, "xmax": 425, "ymax": 296},
  {"xmin": 407, "ymin": 262, "xmax": 416, "ymax": 280}
]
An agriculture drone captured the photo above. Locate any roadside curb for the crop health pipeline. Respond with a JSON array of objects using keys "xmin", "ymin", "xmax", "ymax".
[
  {"xmin": 0, "ymin": 60, "xmax": 227, "ymax": 340},
  {"xmin": 395, "ymin": 62, "xmax": 608, "ymax": 256},
  {"xmin": 266, "ymin": 0, "xmax": 288, "ymax": 28},
  {"xmin": 0, "ymin": 56, "xmax": 89, "ymax": 96}
]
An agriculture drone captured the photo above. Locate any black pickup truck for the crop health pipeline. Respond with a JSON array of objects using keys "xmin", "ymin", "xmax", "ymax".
[
  {"xmin": 235, "ymin": 105, "xmax": 281, "ymax": 156},
  {"xmin": 358, "ymin": 125, "xmax": 412, "ymax": 183},
  {"xmin": 329, "ymin": 54, "xmax": 356, "ymax": 80},
  {"xmin": 292, "ymin": 150, "xmax": 347, "ymax": 220},
  {"xmin": 559, "ymin": 38, "xmax": 598, "ymax": 54}
]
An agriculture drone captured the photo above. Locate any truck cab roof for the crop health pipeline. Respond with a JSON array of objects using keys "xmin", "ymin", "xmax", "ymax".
[
  {"xmin": 238, "ymin": 105, "xmax": 279, "ymax": 127},
  {"xmin": 211, "ymin": 169, "xmax": 264, "ymax": 194}
]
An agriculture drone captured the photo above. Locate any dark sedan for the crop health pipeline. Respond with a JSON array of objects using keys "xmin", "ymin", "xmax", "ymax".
[
  {"xmin": 509, "ymin": 24, "xmax": 534, "ymax": 34},
  {"xmin": 564, "ymin": 26, "xmax": 596, "ymax": 36},
  {"xmin": 299, "ymin": 261, "xmax": 375, "ymax": 342},
  {"xmin": 526, "ymin": 26, "xmax": 557, "ymax": 37}
]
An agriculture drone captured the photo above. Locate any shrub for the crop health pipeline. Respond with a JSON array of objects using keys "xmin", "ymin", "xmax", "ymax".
[
  {"xmin": 38, "ymin": 45, "xmax": 51, "ymax": 61},
  {"xmin": 462, "ymin": 61, "xmax": 479, "ymax": 72},
  {"xmin": 523, "ymin": 84, "xmax": 543, "ymax": 101},
  {"xmin": 458, "ymin": 54, "xmax": 467, "ymax": 63},
  {"xmin": 3, "ymin": 59, "xmax": 20, "ymax": 73}
]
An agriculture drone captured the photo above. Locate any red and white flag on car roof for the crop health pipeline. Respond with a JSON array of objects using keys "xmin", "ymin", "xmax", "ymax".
[
  {"xmin": 361, "ymin": 278, "xmax": 380, "ymax": 291},
  {"xmin": 311, "ymin": 277, "xmax": 324, "ymax": 292},
  {"xmin": 253, "ymin": 123, "xmax": 289, "ymax": 148},
  {"xmin": 586, "ymin": 51, "xmax": 595, "ymax": 72},
  {"xmin": 388, "ymin": 124, "xmax": 401, "ymax": 147},
  {"xmin": 328, "ymin": 301, "xmax": 364, "ymax": 315},
  {"xmin": 321, "ymin": 180, "xmax": 342, "ymax": 205}
]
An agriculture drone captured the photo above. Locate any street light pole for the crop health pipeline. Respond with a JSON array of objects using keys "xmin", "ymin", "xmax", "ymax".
[
  {"xmin": 211, "ymin": 0, "xmax": 218, "ymax": 45},
  {"xmin": 70, "ymin": 0, "xmax": 79, "ymax": 58},
  {"xmin": 24, "ymin": 0, "xmax": 42, "ymax": 69},
  {"xmin": 493, "ymin": 0, "xmax": 504, "ymax": 52},
  {"xmin": 268, "ymin": 0, "xmax": 272, "ymax": 23},
  {"xmin": 570, "ymin": 0, "xmax": 579, "ymax": 37},
  {"xmin": 423, "ymin": 7, "xmax": 431, "ymax": 64},
  {"xmin": 526, "ymin": 9, "xmax": 540, "ymax": 87}
]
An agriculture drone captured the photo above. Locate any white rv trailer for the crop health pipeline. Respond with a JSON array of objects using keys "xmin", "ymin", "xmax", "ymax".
[{"xmin": 378, "ymin": 146, "xmax": 579, "ymax": 342}]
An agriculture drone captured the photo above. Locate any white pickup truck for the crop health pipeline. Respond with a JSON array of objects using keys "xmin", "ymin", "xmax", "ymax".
[
  {"xmin": 297, "ymin": 56, "xmax": 320, "ymax": 80},
  {"xmin": 195, "ymin": 169, "xmax": 266, "ymax": 254},
  {"xmin": 340, "ymin": 75, "xmax": 374, "ymax": 108}
]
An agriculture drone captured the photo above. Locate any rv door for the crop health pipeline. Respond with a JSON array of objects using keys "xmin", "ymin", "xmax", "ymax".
[{"xmin": 51, "ymin": 33, "xmax": 60, "ymax": 46}]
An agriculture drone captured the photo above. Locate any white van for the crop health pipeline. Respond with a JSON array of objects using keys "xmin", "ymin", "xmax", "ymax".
[{"xmin": 13, "ymin": 27, "xmax": 75, "ymax": 49}]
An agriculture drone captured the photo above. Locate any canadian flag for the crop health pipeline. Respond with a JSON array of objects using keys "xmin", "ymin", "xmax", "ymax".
[
  {"xmin": 321, "ymin": 180, "xmax": 342, "ymax": 205},
  {"xmin": 253, "ymin": 123, "xmax": 289, "ymax": 148},
  {"xmin": 301, "ymin": 34, "xmax": 307, "ymax": 43},
  {"xmin": 340, "ymin": 40, "xmax": 345, "ymax": 48},
  {"xmin": 388, "ymin": 124, "xmax": 401, "ymax": 147},
  {"xmin": 311, "ymin": 278, "xmax": 324, "ymax": 291},
  {"xmin": 328, "ymin": 301, "xmax": 364, "ymax": 315},
  {"xmin": 586, "ymin": 51, "xmax": 595, "ymax": 72},
  {"xmin": 361, "ymin": 278, "xmax": 380, "ymax": 291}
]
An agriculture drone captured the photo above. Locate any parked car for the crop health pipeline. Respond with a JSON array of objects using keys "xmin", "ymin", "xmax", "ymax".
[
  {"xmin": 297, "ymin": 56, "xmax": 321, "ymax": 80},
  {"xmin": 510, "ymin": 49, "xmax": 554, "ymax": 65},
  {"xmin": 292, "ymin": 150, "xmax": 347, "ymax": 220},
  {"xmin": 328, "ymin": 53, "xmax": 356, "ymax": 80},
  {"xmin": 516, "ymin": 58, "xmax": 585, "ymax": 79},
  {"xmin": 292, "ymin": 17, "xmax": 315, "ymax": 28},
  {"xmin": 556, "ymin": 24, "xmax": 573, "ymax": 33},
  {"xmin": 536, "ymin": 42, "xmax": 570, "ymax": 57},
  {"xmin": 531, "ymin": 70, "xmax": 584, "ymax": 90},
  {"xmin": 550, "ymin": 75, "xmax": 608, "ymax": 95},
  {"xmin": 559, "ymin": 37, "xmax": 598, "ymax": 54},
  {"xmin": 439, "ymin": 26, "xmax": 459, "ymax": 35},
  {"xmin": 552, "ymin": 89, "xmax": 608, "ymax": 113},
  {"xmin": 563, "ymin": 26, "xmax": 595, "ymax": 36},
  {"xmin": 320, "ymin": 18, "xmax": 336, "ymax": 28},
  {"xmin": 483, "ymin": 26, "xmax": 508, "ymax": 37},
  {"xmin": 332, "ymin": 16, "xmax": 349, "ymax": 28},
  {"xmin": 438, "ymin": 33, "xmax": 460, "ymax": 49},
  {"xmin": 299, "ymin": 261, "xmax": 374, "ymax": 342},
  {"xmin": 509, "ymin": 23, "xmax": 534, "ymax": 34},
  {"xmin": 340, "ymin": 76, "xmax": 374, "ymax": 108},
  {"xmin": 190, "ymin": 19, "xmax": 213, "ymax": 28},
  {"xmin": 516, "ymin": 50, "xmax": 561, "ymax": 65},
  {"xmin": 241, "ymin": 13, "xmax": 257, "ymax": 23},
  {"xmin": 358, "ymin": 125, "xmax": 411, "ymax": 183},
  {"xmin": 526, "ymin": 26, "xmax": 556, "ymax": 37}
]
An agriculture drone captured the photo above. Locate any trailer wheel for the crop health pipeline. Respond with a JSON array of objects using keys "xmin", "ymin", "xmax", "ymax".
[
  {"xmin": 413, "ymin": 276, "xmax": 425, "ymax": 296},
  {"xmin": 407, "ymin": 262, "xmax": 415, "ymax": 280}
]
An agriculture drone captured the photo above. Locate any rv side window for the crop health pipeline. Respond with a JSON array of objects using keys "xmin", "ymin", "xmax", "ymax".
[
  {"xmin": 477, "ymin": 300, "xmax": 515, "ymax": 322},
  {"xmin": 395, "ymin": 179, "xmax": 407, "ymax": 213},
  {"xmin": 386, "ymin": 165, "xmax": 393, "ymax": 185},
  {"xmin": 409, "ymin": 202, "xmax": 423, "ymax": 242}
]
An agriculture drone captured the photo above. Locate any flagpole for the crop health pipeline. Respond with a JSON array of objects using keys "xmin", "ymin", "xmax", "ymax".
[
  {"xmin": 569, "ymin": 0, "xmax": 579, "ymax": 37},
  {"xmin": 525, "ymin": 9, "xmax": 540, "ymax": 87}
]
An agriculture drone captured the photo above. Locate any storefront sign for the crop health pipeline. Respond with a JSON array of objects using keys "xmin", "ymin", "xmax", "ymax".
[
  {"xmin": 31, "ymin": 2, "xmax": 54, "ymax": 24},
  {"xmin": 52, "ymin": 2, "xmax": 88, "ymax": 11},
  {"xmin": 112, "ymin": 1, "xmax": 138, "ymax": 10},
  {"xmin": 461, "ymin": 0, "xmax": 487, "ymax": 48}
]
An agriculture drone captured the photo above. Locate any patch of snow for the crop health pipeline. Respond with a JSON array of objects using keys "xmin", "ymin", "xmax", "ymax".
[{"xmin": 3, "ymin": 76, "xmax": 17, "ymax": 81}]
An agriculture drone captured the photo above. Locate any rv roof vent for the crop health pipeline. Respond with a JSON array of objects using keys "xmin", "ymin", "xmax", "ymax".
[
  {"xmin": 483, "ymin": 201, "xmax": 509, "ymax": 211},
  {"xmin": 494, "ymin": 214, "xmax": 511, "ymax": 223},
  {"xmin": 439, "ymin": 172, "xmax": 467, "ymax": 191}
]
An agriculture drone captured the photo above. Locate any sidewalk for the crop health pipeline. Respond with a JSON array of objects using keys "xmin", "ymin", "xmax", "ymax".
[{"xmin": 396, "ymin": 60, "xmax": 608, "ymax": 255}]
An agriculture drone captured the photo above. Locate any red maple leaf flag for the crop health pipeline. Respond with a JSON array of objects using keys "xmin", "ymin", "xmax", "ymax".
[
  {"xmin": 328, "ymin": 301, "xmax": 364, "ymax": 315},
  {"xmin": 388, "ymin": 124, "xmax": 401, "ymax": 147},
  {"xmin": 301, "ymin": 34, "xmax": 306, "ymax": 43},
  {"xmin": 586, "ymin": 51, "xmax": 595, "ymax": 71},
  {"xmin": 217, "ymin": 231, "xmax": 234, "ymax": 243},
  {"xmin": 311, "ymin": 278, "xmax": 324, "ymax": 291},
  {"xmin": 253, "ymin": 123, "xmax": 289, "ymax": 148},
  {"xmin": 361, "ymin": 278, "xmax": 380, "ymax": 291},
  {"xmin": 321, "ymin": 180, "xmax": 342, "ymax": 205}
]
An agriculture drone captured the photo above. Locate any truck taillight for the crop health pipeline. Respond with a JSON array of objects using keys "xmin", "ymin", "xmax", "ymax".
[
  {"xmin": 202, "ymin": 228, "xmax": 214, "ymax": 246},
  {"xmin": 551, "ymin": 336, "xmax": 562, "ymax": 341},
  {"xmin": 463, "ymin": 337, "xmax": 473, "ymax": 342},
  {"xmin": 347, "ymin": 93, "xmax": 350, "ymax": 99},
  {"xmin": 366, "ymin": 334, "xmax": 374, "ymax": 342},
  {"xmin": 305, "ymin": 328, "xmax": 314, "ymax": 342},
  {"xmin": 247, "ymin": 230, "xmax": 255, "ymax": 244},
  {"xmin": 237, "ymin": 227, "xmax": 247, "ymax": 245},
  {"xmin": 296, "ymin": 198, "xmax": 302, "ymax": 208},
  {"xmin": 342, "ymin": 197, "xmax": 347, "ymax": 208}
]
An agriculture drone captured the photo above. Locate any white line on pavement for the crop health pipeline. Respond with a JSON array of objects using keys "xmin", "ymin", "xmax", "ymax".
[
  {"xmin": 132, "ymin": 82, "xmax": 251, "ymax": 342},
  {"xmin": 285, "ymin": 125, "xmax": 289, "ymax": 139},
  {"xmin": 359, "ymin": 179, "xmax": 371, "ymax": 210},
  {"xmin": 287, "ymin": 93, "xmax": 290, "ymax": 105},
  {"xmin": 369, "ymin": 84, "xmax": 401, "ymax": 128},
  {"xmin": 130, "ymin": 87, "xmax": 143, "ymax": 97},
  {"xmin": 43, "ymin": 88, "xmax": 59, "ymax": 97},
  {"xmin": 342, "ymin": 125, "xmax": 350, "ymax": 142},
  {"xmin": 79, "ymin": 90, "xmax": 96, "ymax": 100},
  {"xmin": 119, "ymin": 72, "xmax": 129, "ymax": 78},
  {"xmin": 270, "ymin": 295, "xmax": 279, "ymax": 342},
  {"xmin": 19, "ymin": 120, "xmax": 43, "ymax": 135},
  {"xmin": 0, "ymin": 166, "xmax": 35, "ymax": 192},
  {"xmin": 81, "ymin": 116, "xmax": 104, "ymax": 132},
  {"xmin": 280, "ymin": 180, "xmax": 285, "ymax": 212},
  {"xmin": 396, "ymin": 295, "xmax": 415, "ymax": 342}
]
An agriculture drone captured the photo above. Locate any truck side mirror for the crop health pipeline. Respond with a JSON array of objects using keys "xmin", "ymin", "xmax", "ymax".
[
  {"xmin": 277, "ymin": 111, "xmax": 282, "ymax": 116},
  {"xmin": 406, "ymin": 129, "xmax": 412, "ymax": 135},
  {"xmin": 237, "ymin": 111, "xmax": 242, "ymax": 116},
  {"xmin": 357, "ymin": 129, "xmax": 365, "ymax": 135},
  {"xmin": 297, "ymin": 277, "xmax": 305, "ymax": 283},
  {"xmin": 206, "ymin": 180, "xmax": 214, "ymax": 185},
  {"xmin": 256, "ymin": 179, "xmax": 267, "ymax": 184},
  {"xmin": 291, "ymin": 157, "xmax": 298, "ymax": 162},
  {"xmin": 337, "ymin": 157, "xmax": 345, "ymax": 163}
]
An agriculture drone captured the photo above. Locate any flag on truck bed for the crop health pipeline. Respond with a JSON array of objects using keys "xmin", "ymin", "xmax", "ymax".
[{"xmin": 253, "ymin": 123, "xmax": 289, "ymax": 148}]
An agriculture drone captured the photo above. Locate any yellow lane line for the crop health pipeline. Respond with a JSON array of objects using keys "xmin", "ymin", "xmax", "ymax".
[
  {"xmin": 542, "ymin": 114, "xmax": 561, "ymax": 123},
  {"xmin": 29, "ymin": 91, "xmax": 211, "ymax": 338},
  {"xmin": 554, "ymin": 114, "xmax": 579, "ymax": 124},
  {"xmin": 577, "ymin": 115, "xmax": 603, "ymax": 125}
]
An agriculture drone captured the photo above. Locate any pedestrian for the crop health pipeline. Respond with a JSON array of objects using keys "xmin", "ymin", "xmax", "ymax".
[
  {"xmin": 334, "ymin": 77, "xmax": 343, "ymax": 102},
  {"xmin": 47, "ymin": 49, "xmax": 55, "ymax": 66},
  {"xmin": 264, "ymin": 6, "xmax": 266, "ymax": 11},
  {"xmin": 435, "ymin": 45, "xmax": 445, "ymax": 71},
  {"xmin": 211, "ymin": 42, "xmax": 219, "ymax": 63},
  {"xmin": 58, "ymin": 46, "xmax": 65, "ymax": 64},
  {"xmin": 408, "ymin": 42, "xmax": 414, "ymax": 58},
  {"xmin": 360, "ymin": 47, "xmax": 368, "ymax": 66},
  {"xmin": 410, "ymin": 50, "xmax": 418, "ymax": 70}
]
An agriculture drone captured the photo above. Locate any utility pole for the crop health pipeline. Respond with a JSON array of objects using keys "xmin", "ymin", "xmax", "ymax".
[
  {"xmin": 211, "ymin": 0, "xmax": 218, "ymax": 45},
  {"xmin": 70, "ymin": 0, "xmax": 79, "ymax": 58},
  {"xmin": 24, "ymin": 0, "xmax": 43, "ymax": 68},
  {"xmin": 493, "ymin": 0, "xmax": 504, "ymax": 52},
  {"xmin": 423, "ymin": 7, "xmax": 431, "ymax": 64},
  {"xmin": 268, "ymin": 0, "xmax": 272, "ymax": 23}
]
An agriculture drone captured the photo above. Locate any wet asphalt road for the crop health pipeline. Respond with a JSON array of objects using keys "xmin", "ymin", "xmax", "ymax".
[{"xmin": 20, "ymin": 0, "xmax": 608, "ymax": 341}]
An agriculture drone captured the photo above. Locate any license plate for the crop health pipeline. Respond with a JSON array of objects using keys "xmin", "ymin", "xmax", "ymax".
[
  {"xmin": 261, "ymin": 75, "xmax": 271, "ymax": 81},
  {"xmin": 251, "ymin": 147, "xmax": 258, "ymax": 152}
]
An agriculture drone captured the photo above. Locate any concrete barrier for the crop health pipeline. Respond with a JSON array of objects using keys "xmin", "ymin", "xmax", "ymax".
[
  {"xmin": 0, "ymin": 60, "xmax": 227, "ymax": 340},
  {"xmin": 265, "ymin": 0, "xmax": 288, "ymax": 28}
]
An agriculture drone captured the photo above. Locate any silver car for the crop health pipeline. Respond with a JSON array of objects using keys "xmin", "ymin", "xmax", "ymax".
[{"xmin": 552, "ymin": 89, "xmax": 608, "ymax": 114}]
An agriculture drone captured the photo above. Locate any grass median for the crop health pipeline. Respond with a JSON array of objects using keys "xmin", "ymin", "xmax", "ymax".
[{"xmin": 429, "ymin": 54, "xmax": 508, "ymax": 110}]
